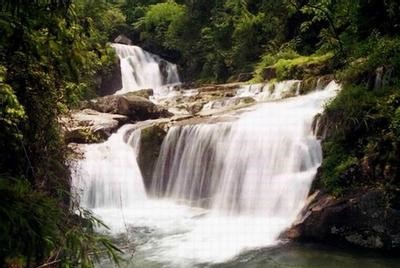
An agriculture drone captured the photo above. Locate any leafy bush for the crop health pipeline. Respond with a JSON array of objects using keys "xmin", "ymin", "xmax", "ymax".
[
  {"xmin": 274, "ymin": 52, "xmax": 333, "ymax": 80},
  {"xmin": 253, "ymin": 48, "xmax": 333, "ymax": 82},
  {"xmin": 0, "ymin": 175, "xmax": 121, "ymax": 267},
  {"xmin": 339, "ymin": 35, "xmax": 400, "ymax": 83},
  {"xmin": 0, "ymin": 2, "xmax": 122, "ymax": 266},
  {"xmin": 134, "ymin": 0, "xmax": 188, "ymax": 50},
  {"xmin": 318, "ymin": 84, "xmax": 400, "ymax": 196}
]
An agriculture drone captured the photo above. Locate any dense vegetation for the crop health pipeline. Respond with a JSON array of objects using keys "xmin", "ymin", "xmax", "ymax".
[
  {"xmin": 123, "ymin": 1, "xmax": 400, "ymax": 201},
  {"xmin": 0, "ymin": 1, "xmax": 123, "ymax": 267},
  {"xmin": 1, "ymin": 0, "xmax": 400, "ymax": 266}
]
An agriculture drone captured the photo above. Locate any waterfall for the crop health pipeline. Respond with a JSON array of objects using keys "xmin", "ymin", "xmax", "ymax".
[
  {"xmin": 147, "ymin": 81, "xmax": 340, "ymax": 263},
  {"xmin": 151, "ymin": 123, "xmax": 231, "ymax": 206},
  {"xmin": 71, "ymin": 80, "xmax": 341, "ymax": 265},
  {"xmin": 71, "ymin": 125, "xmax": 147, "ymax": 209},
  {"xmin": 152, "ymin": 81, "xmax": 339, "ymax": 218},
  {"xmin": 111, "ymin": 43, "xmax": 180, "ymax": 95}
]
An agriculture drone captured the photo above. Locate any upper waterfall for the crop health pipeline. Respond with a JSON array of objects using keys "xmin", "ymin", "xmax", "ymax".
[{"xmin": 111, "ymin": 43, "xmax": 180, "ymax": 95}]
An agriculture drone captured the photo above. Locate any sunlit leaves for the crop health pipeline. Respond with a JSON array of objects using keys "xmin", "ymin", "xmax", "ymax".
[
  {"xmin": 0, "ymin": 66, "xmax": 25, "ymax": 127},
  {"xmin": 134, "ymin": 0, "xmax": 187, "ymax": 50}
]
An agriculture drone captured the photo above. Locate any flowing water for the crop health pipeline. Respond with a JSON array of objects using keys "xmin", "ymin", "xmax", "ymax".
[
  {"xmin": 71, "ymin": 47, "xmax": 399, "ymax": 267},
  {"xmin": 111, "ymin": 43, "xmax": 180, "ymax": 95}
]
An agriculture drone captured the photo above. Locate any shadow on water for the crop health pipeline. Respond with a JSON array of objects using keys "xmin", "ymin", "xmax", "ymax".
[
  {"xmin": 100, "ymin": 235, "xmax": 400, "ymax": 268},
  {"xmin": 211, "ymin": 243, "xmax": 400, "ymax": 268}
]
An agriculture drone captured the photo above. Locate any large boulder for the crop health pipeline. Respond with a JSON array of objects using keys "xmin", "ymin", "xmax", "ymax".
[
  {"xmin": 61, "ymin": 109, "xmax": 129, "ymax": 143},
  {"xmin": 136, "ymin": 124, "xmax": 168, "ymax": 190},
  {"xmin": 285, "ymin": 190, "xmax": 400, "ymax": 251},
  {"xmin": 82, "ymin": 93, "xmax": 172, "ymax": 121},
  {"xmin": 114, "ymin": 34, "xmax": 132, "ymax": 45}
]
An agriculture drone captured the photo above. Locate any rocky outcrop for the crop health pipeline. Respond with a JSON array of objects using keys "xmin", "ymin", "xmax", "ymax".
[
  {"xmin": 61, "ymin": 109, "xmax": 129, "ymax": 143},
  {"xmin": 114, "ymin": 34, "xmax": 132, "ymax": 45},
  {"xmin": 136, "ymin": 124, "xmax": 168, "ymax": 190},
  {"xmin": 125, "ymin": 89, "xmax": 154, "ymax": 99},
  {"xmin": 238, "ymin": 73, "xmax": 253, "ymax": 82},
  {"xmin": 262, "ymin": 67, "xmax": 277, "ymax": 81},
  {"xmin": 300, "ymin": 74, "xmax": 335, "ymax": 95},
  {"xmin": 81, "ymin": 92, "xmax": 172, "ymax": 121},
  {"xmin": 197, "ymin": 83, "xmax": 242, "ymax": 94},
  {"xmin": 156, "ymin": 83, "xmax": 246, "ymax": 115},
  {"xmin": 286, "ymin": 190, "xmax": 400, "ymax": 251}
]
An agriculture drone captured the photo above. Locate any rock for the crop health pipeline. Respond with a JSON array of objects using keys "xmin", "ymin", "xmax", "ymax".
[
  {"xmin": 317, "ymin": 74, "xmax": 335, "ymax": 89},
  {"xmin": 61, "ymin": 109, "xmax": 129, "ymax": 143},
  {"xmin": 262, "ymin": 67, "xmax": 277, "ymax": 81},
  {"xmin": 123, "ymin": 89, "xmax": 154, "ymax": 100},
  {"xmin": 299, "ymin": 75, "xmax": 335, "ymax": 95},
  {"xmin": 186, "ymin": 102, "xmax": 205, "ymax": 115},
  {"xmin": 237, "ymin": 73, "xmax": 254, "ymax": 82},
  {"xmin": 197, "ymin": 83, "xmax": 242, "ymax": 94},
  {"xmin": 97, "ymin": 56, "xmax": 122, "ymax": 96},
  {"xmin": 136, "ymin": 124, "xmax": 168, "ymax": 190},
  {"xmin": 300, "ymin": 77, "xmax": 318, "ymax": 95},
  {"xmin": 82, "ymin": 93, "xmax": 172, "ymax": 121},
  {"xmin": 114, "ymin": 34, "xmax": 132, "ymax": 45},
  {"xmin": 285, "ymin": 190, "xmax": 400, "ymax": 251}
]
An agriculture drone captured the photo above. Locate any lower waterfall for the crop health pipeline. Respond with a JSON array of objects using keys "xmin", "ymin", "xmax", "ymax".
[
  {"xmin": 71, "ymin": 81, "xmax": 340, "ymax": 266},
  {"xmin": 71, "ymin": 125, "xmax": 147, "ymax": 209}
]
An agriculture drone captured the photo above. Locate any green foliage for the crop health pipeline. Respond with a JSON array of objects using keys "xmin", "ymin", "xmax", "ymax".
[
  {"xmin": 126, "ymin": 0, "xmax": 294, "ymax": 81},
  {"xmin": 134, "ymin": 1, "xmax": 187, "ymax": 50},
  {"xmin": 0, "ymin": 175, "xmax": 121, "ymax": 267},
  {"xmin": 0, "ymin": 66, "xmax": 25, "ymax": 129},
  {"xmin": 252, "ymin": 47, "xmax": 333, "ymax": 82},
  {"xmin": 274, "ymin": 52, "xmax": 333, "ymax": 80},
  {"xmin": 319, "ymin": 84, "xmax": 400, "ymax": 196},
  {"xmin": 339, "ymin": 35, "xmax": 400, "ymax": 83},
  {"xmin": 391, "ymin": 107, "xmax": 400, "ymax": 137},
  {"xmin": 320, "ymin": 140, "xmax": 357, "ymax": 195},
  {"xmin": 0, "ymin": 1, "xmax": 123, "ymax": 266}
]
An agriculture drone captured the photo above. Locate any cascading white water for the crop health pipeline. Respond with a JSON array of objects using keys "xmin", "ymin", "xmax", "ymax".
[
  {"xmin": 71, "ymin": 80, "xmax": 341, "ymax": 266},
  {"xmin": 153, "ymin": 82, "xmax": 339, "ymax": 216},
  {"xmin": 71, "ymin": 125, "xmax": 147, "ymax": 209},
  {"xmin": 236, "ymin": 80, "xmax": 301, "ymax": 101},
  {"xmin": 151, "ymin": 124, "xmax": 231, "ymax": 206},
  {"xmin": 202, "ymin": 80, "xmax": 302, "ymax": 112},
  {"xmin": 111, "ymin": 43, "xmax": 180, "ymax": 95}
]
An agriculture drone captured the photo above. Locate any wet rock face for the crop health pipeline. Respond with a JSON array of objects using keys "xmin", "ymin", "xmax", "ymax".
[
  {"xmin": 136, "ymin": 124, "xmax": 167, "ymax": 190},
  {"xmin": 286, "ymin": 190, "xmax": 400, "ymax": 251},
  {"xmin": 97, "ymin": 57, "xmax": 122, "ymax": 96},
  {"xmin": 81, "ymin": 93, "xmax": 172, "ymax": 121}
]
